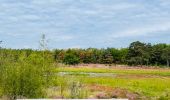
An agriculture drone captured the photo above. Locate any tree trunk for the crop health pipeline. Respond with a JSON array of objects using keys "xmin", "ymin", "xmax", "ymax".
[{"xmin": 167, "ymin": 59, "xmax": 169, "ymax": 67}]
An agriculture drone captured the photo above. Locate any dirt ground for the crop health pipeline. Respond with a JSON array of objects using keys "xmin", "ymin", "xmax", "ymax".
[{"xmin": 70, "ymin": 64, "xmax": 170, "ymax": 70}]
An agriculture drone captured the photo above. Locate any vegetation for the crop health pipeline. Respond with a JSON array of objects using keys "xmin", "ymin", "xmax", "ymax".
[
  {"xmin": 0, "ymin": 40, "xmax": 170, "ymax": 99},
  {"xmin": 63, "ymin": 54, "xmax": 80, "ymax": 65},
  {"xmin": 0, "ymin": 35, "xmax": 54, "ymax": 99},
  {"xmin": 0, "ymin": 41, "xmax": 169, "ymax": 67},
  {"xmin": 54, "ymin": 67, "xmax": 170, "ymax": 99},
  {"xmin": 0, "ymin": 57, "xmax": 45, "ymax": 99},
  {"xmin": 55, "ymin": 41, "xmax": 170, "ymax": 67}
]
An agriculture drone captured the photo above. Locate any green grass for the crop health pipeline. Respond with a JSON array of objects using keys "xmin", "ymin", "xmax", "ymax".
[
  {"xmin": 82, "ymin": 77, "xmax": 170, "ymax": 96},
  {"xmin": 55, "ymin": 76, "xmax": 170, "ymax": 97},
  {"xmin": 53, "ymin": 67, "xmax": 170, "ymax": 99},
  {"xmin": 55, "ymin": 67, "xmax": 170, "ymax": 76}
]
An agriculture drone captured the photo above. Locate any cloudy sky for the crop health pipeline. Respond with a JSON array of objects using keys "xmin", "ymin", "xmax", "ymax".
[{"xmin": 0, "ymin": 0, "xmax": 170, "ymax": 49}]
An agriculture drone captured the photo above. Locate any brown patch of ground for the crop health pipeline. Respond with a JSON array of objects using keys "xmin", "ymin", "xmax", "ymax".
[
  {"xmin": 87, "ymin": 84, "xmax": 141, "ymax": 100},
  {"xmin": 111, "ymin": 88, "xmax": 140, "ymax": 100},
  {"xmin": 88, "ymin": 84, "xmax": 114, "ymax": 92}
]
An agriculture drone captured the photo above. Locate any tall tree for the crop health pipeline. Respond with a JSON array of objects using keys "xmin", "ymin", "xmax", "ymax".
[
  {"xmin": 63, "ymin": 53, "xmax": 80, "ymax": 65},
  {"xmin": 102, "ymin": 49, "xmax": 113, "ymax": 64},
  {"xmin": 162, "ymin": 46, "xmax": 170, "ymax": 67},
  {"xmin": 127, "ymin": 41, "xmax": 146, "ymax": 65},
  {"xmin": 151, "ymin": 44, "xmax": 167, "ymax": 66}
]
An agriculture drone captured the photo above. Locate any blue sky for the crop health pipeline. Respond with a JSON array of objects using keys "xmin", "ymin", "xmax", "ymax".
[{"xmin": 0, "ymin": 0, "xmax": 170, "ymax": 49}]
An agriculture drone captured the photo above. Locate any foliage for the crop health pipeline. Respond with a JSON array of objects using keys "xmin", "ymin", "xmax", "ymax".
[
  {"xmin": 53, "ymin": 41, "xmax": 169, "ymax": 67},
  {"xmin": 63, "ymin": 54, "xmax": 80, "ymax": 65},
  {"xmin": 162, "ymin": 46, "xmax": 170, "ymax": 67},
  {"xmin": 126, "ymin": 41, "xmax": 151, "ymax": 66},
  {"xmin": 0, "ymin": 56, "xmax": 45, "ymax": 99},
  {"xmin": 0, "ymin": 35, "xmax": 54, "ymax": 99},
  {"xmin": 0, "ymin": 41, "xmax": 170, "ymax": 67},
  {"xmin": 0, "ymin": 40, "xmax": 170, "ymax": 99}
]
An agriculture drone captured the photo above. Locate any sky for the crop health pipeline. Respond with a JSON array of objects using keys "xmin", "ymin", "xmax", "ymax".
[{"xmin": 0, "ymin": 0, "xmax": 170, "ymax": 49}]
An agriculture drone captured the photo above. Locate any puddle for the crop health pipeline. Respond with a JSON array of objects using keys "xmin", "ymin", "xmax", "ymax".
[{"xmin": 58, "ymin": 72, "xmax": 116, "ymax": 77}]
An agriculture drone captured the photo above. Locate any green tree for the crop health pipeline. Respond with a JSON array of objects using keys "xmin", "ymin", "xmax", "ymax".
[
  {"xmin": 119, "ymin": 48, "xmax": 128, "ymax": 64},
  {"xmin": 101, "ymin": 49, "xmax": 113, "ymax": 64},
  {"xmin": 127, "ymin": 41, "xmax": 151, "ymax": 66},
  {"xmin": 63, "ymin": 54, "xmax": 80, "ymax": 65},
  {"xmin": 162, "ymin": 46, "xmax": 170, "ymax": 67},
  {"xmin": 151, "ymin": 44, "xmax": 167, "ymax": 66}
]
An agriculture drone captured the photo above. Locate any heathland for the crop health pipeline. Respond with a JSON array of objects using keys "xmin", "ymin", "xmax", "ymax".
[{"xmin": 0, "ymin": 38, "xmax": 170, "ymax": 99}]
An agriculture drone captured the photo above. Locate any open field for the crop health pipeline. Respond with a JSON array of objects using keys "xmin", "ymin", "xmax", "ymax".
[
  {"xmin": 56, "ymin": 64, "xmax": 170, "ymax": 76},
  {"xmin": 49, "ymin": 65, "xmax": 170, "ymax": 99},
  {"xmin": 1, "ymin": 0, "xmax": 170, "ymax": 99}
]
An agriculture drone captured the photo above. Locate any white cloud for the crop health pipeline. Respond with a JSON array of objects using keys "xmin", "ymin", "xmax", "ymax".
[
  {"xmin": 59, "ymin": 35, "xmax": 74, "ymax": 41},
  {"xmin": 111, "ymin": 22, "xmax": 170, "ymax": 38},
  {"xmin": 160, "ymin": 0, "xmax": 170, "ymax": 6},
  {"xmin": 31, "ymin": 0, "xmax": 62, "ymax": 5},
  {"xmin": 69, "ymin": 45, "xmax": 81, "ymax": 49},
  {"xmin": 0, "ymin": 0, "xmax": 170, "ymax": 49},
  {"xmin": 48, "ymin": 34, "xmax": 74, "ymax": 42}
]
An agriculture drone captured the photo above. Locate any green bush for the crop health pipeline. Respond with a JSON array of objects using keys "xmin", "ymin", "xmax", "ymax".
[
  {"xmin": 63, "ymin": 54, "xmax": 80, "ymax": 65},
  {"xmin": 0, "ymin": 52, "xmax": 54, "ymax": 99},
  {"xmin": 0, "ymin": 62, "xmax": 45, "ymax": 99}
]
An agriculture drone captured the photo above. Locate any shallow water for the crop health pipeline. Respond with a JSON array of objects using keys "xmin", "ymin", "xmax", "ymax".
[{"xmin": 58, "ymin": 72, "xmax": 116, "ymax": 77}]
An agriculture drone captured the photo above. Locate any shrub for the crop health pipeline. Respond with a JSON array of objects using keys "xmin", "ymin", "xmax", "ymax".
[
  {"xmin": 63, "ymin": 54, "xmax": 80, "ymax": 65},
  {"xmin": 0, "ymin": 52, "xmax": 54, "ymax": 99},
  {"xmin": 0, "ymin": 62, "xmax": 45, "ymax": 99}
]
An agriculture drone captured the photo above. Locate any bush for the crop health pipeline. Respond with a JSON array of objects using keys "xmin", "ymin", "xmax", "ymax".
[
  {"xmin": 0, "ymin": 62, "xmax": 45, "ymax": 99},
  {"xmin": 63, "ymin": 54, "xmax": 80, "ymax": 65},
  {"xmin": 0, "ymin": 52, "xmax": 54, "ymax": 99}
]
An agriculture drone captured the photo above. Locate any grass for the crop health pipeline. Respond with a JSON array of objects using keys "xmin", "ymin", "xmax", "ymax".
[
  {"xmin": 1, "ymin": 64, "xmax": 169, "ymax": 99},
  {"xmin": 82, "ymin": 77, "xmax": 170, "ymax": 96},
  {"xmin": 55, "ymin": 67, "xmax": 170, "ymax": 76},
  {"xmin": 52, "ymin": 66, "xmax": 170, "ymax": 99}
]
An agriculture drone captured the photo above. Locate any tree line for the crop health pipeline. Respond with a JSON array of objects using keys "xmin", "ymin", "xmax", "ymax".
[
  {"xmin": 0, "ymin": 41, "xmax": 170, "ymax": 67},
  {"xmin": 54, "ymin": 41, "xmax": 170, "ymax": 67}
]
